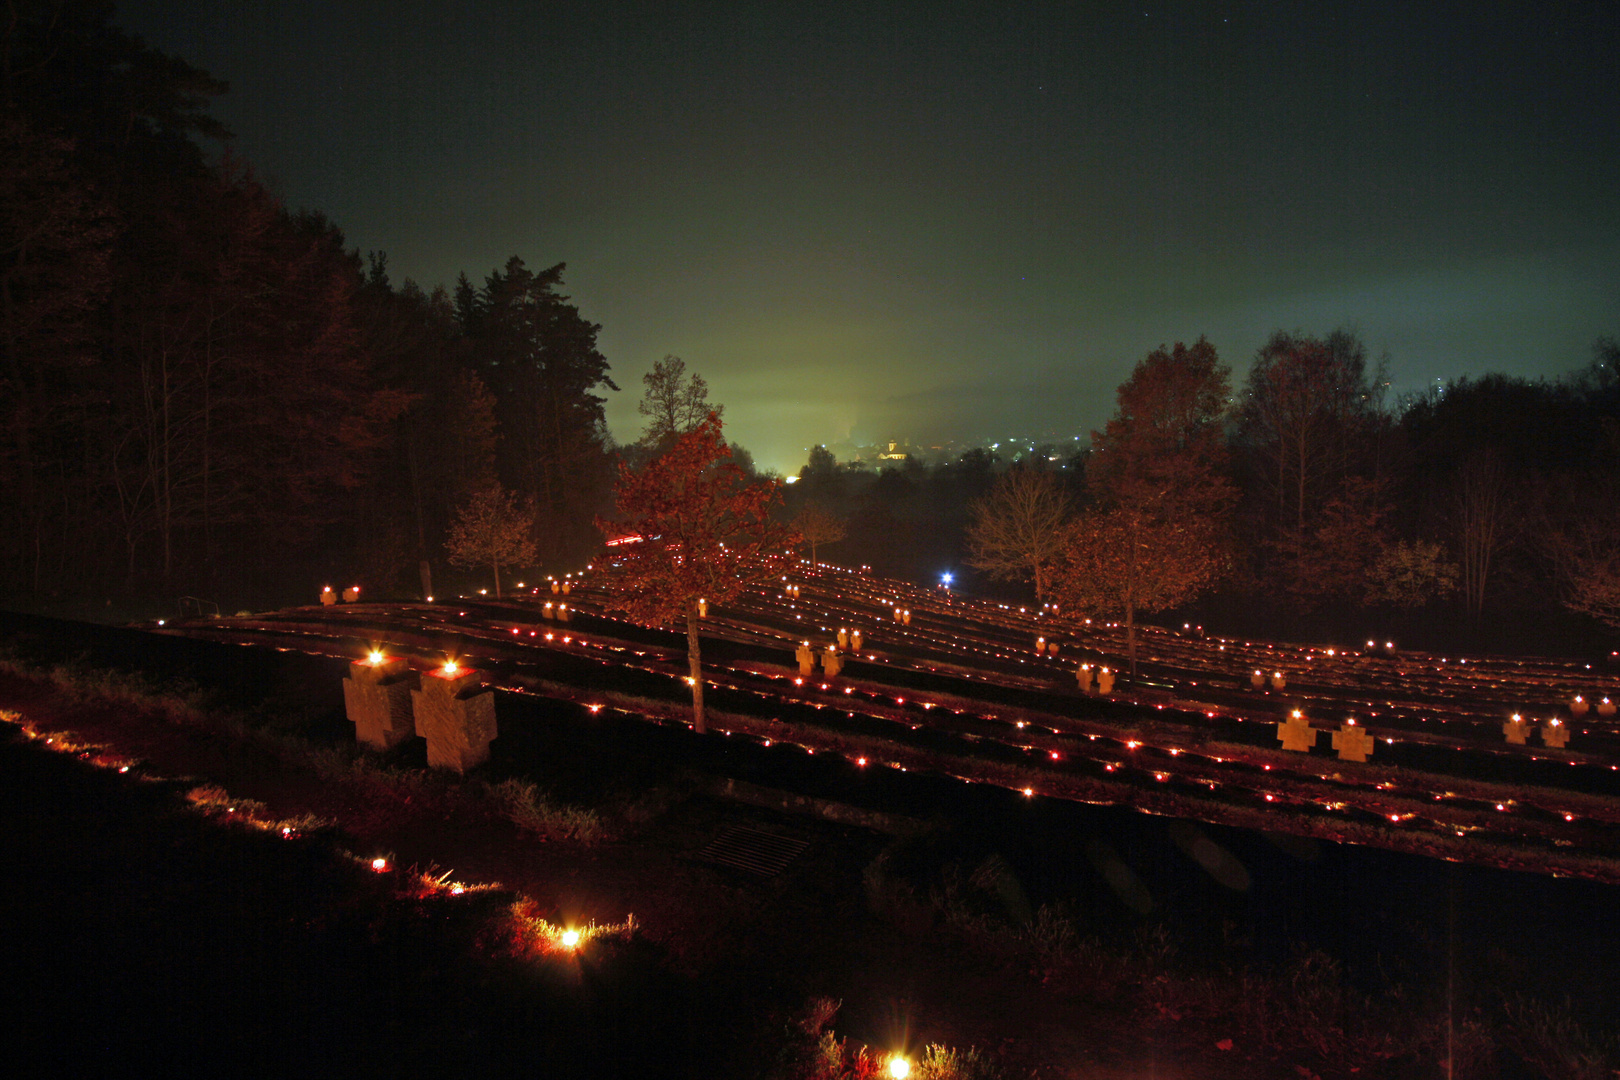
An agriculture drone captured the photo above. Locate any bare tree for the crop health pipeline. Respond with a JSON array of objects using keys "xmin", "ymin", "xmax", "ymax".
[
  {"xmin": 638, "ymin": 355, "xmax": 719, "ymax": 448},
  {"xmin": 1448, "ymin": 449, "xmax": 1517, "ymax": 618},
  {"xmin": 965, "ymin": 468, "xmax": 1073, "ymax": 600},
  {"xmin": 1235, "ymin": 329, "xmax": 1385, "ymax": 536},
  {"xmin": 793, "ymin": 501, "xmax": 847, "ymax": 565},
  {"xmin": 445, "ymin": 483, "xmax": 536, "ymax": 598}
]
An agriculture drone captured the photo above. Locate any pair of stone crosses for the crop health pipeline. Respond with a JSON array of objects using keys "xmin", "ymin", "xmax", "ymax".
[
  {"xmin": 1503, "ymin": 713, "xmax": 1570, "ymax": 748},
  {"xmin": 1276, "ymin": 711, "xmax": 1374, "ymax": 762},
  {"xmin": 344, "ymin": 656, "xmax": 496, "ymax": 773},
  {"xmin": 796, "ymin": 642, "xmax": 844, "ymax": 678}
]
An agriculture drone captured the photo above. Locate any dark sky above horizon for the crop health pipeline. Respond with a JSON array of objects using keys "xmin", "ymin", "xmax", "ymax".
[{"xmin": 118, "ymin": 0, "xmax": 1620, "ymax": 473}]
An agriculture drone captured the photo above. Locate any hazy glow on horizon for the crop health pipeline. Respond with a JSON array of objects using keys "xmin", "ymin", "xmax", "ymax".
[{"xmin": 119, "ymin": 1, "xmax": 1620, "ymax": 476}]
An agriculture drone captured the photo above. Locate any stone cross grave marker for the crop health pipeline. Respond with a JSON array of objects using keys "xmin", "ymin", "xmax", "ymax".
[
  {"xmin": 343, "ymin": 657, "xmax": 418, "ymax": 750},
  {"xmin": 1277, "ymin": 713, "xmax": 1318, "ymax": 752},
  {"xmin": 412, "ymin": 666, "xmax": 497, "ymax": 773},
  {"xmin": 1331, "ymin": 722, "xmax": 1374, "ymax": 762}
]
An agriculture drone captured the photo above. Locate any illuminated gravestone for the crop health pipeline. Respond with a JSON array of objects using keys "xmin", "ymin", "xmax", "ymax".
[
  {"xmin": 822, "ymin": 647, "xmax": 843, "ymax": 678},
  {"xmin": 1096, "ymin": 667, "xmax": 1115, "ymax": 694},
  {"xmin": 556, "ymin": 603, "xmax": 570, "ymax": 622},
  {"xmin": 1542, "ymin": 718, "xmax": 1570, "ymax": 749},
  {"xmin": 342, "ymin": 585, "xmax": 360, "ymax": 603},
  {"xmin": 902, "ymin": 609, "xmax": 912, "ymax": 625},
  {"xmin": 1277, "ymin": 712, "xmax": 1317, "ymax": 752},
  {"xmin": 1270, "ymin": 671, "xmax": 1287, "ymax": 690},
  {"xmin": 551, "ymin": 580, "xmax": 560, "ymax": 594},
  {"xmin": 343, "ymin": 657, "xmax": 418, "ymax": 750},
  {"xmin": 1503, "ymin": 714, "xmax": 1530, "ymax": 745},
  {"xmin": 837, "ymin": 628, "xmax": 849, "ymax": 649},
  {"xmin": 697, "ymin": 597, "xmax": 707, "ymax": 617},
  {"xmin": 1036, "ymin": 636, "xmax": 1046, "ymax": 655},
  {"xmin": 1048, "ymin": 643, "xmax": 1060, "ymax": 658},
  {"xmin": 1570, "ymin": 695, "xmax": 1589, "ymax": 717},
  {"xmin": 412, "ymin": 664, "xmax": 497, "ymax": 773},
  {"xmin": 320, "ymin": 586, "xmax": 337, "ymax": 606},
  {"xmin": 1599, "ymin": 697, "xmax": 1617, "ymax": 717},
  {"xmin": 562, "ymin": 579, "xmax": 572, "ymax": 595},
  {"xmin": 1331, "ymin": 722, "xmax": 1374, "ymax": 762},
  {"xmin": 796, "ymin": 643, "xmax": 816, "ymax": 676},
  {"xmin": 1076, "ymin": 664, "xmax": 1094, "ymax": 692},
  {"xmin": 1250, "ymin": 669, "xmax": 1265, "ymax": 689},
  {"xmin": 850, "ymin": 629, "xmax": 863, "ymax": 651}
]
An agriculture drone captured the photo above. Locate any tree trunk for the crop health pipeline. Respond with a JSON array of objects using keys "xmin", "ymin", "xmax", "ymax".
[
  {"xmin": 1126, "ymin": 598, "xmax": 1138, "ymax": 681},
  {"xmin": 686, "ymin": 607, "xmax": 706, "ymax": 732},
  {"xmin": 1126, "ymin": 515, "xmax": 1139, "ymax": 680},
  {"xmin": 492, "ymin": 560, "xmax": 502, "ymax": 598},
  {"xmin": 1296, "ymin": 436, "xmax": 1308, "ymax": 536}
]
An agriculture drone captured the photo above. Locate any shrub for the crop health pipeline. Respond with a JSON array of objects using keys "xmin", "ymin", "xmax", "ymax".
[{"xmin": 488, "ymin": 778, "xmax": 606, "ymax": 843}]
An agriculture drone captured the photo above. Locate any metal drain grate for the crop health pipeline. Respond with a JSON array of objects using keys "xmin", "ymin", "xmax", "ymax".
[{"xmin": 696, "ymin": 826, "xmax": 809, "ymax": 877}]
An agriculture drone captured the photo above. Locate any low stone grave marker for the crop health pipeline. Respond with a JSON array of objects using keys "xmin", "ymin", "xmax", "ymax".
[
  {"xmin": 1277, "ymin": 712, "xmax": 1318, "ymax": 752},
  {"xmin": 343, "ymin": 657, "xmax": 418, "ymax": 750},
  {"xmin": 1503, "ymin": 715, "xmax": 1530, "ymax": 745},
  {"xmin": 1542, "ymin": 718, "xmax": 1570, "ymax": 749},
  {"xmin": 412, "ymin": 664, "xmax": 497, "ymax": 773},
  {"xmin": 1331, "ymin": 722, "xmax": 1374, "ymax": 762}
]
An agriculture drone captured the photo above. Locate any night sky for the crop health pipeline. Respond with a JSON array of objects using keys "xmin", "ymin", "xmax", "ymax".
[{"xmin": 117, "ymin": 1, "xmax": 1620, "ymax": 473}]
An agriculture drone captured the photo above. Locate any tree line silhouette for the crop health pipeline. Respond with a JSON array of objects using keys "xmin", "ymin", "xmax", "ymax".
[
  {"xmin": 4, "ymin": 4, "xmax": 1617, "ymax": 651},
  {"xmin": 786, "ymin": 333, "xmax": 1620, "ymax": 651}
]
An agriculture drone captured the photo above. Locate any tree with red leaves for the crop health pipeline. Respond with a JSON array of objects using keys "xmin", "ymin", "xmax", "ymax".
[
  {"xmin": 1057, "ymin": 339, "xmax": 1236, "ymax": 677},
  {"xmin": 597, "ymin": 413, "xmax": 796, "ymax": 732}
]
